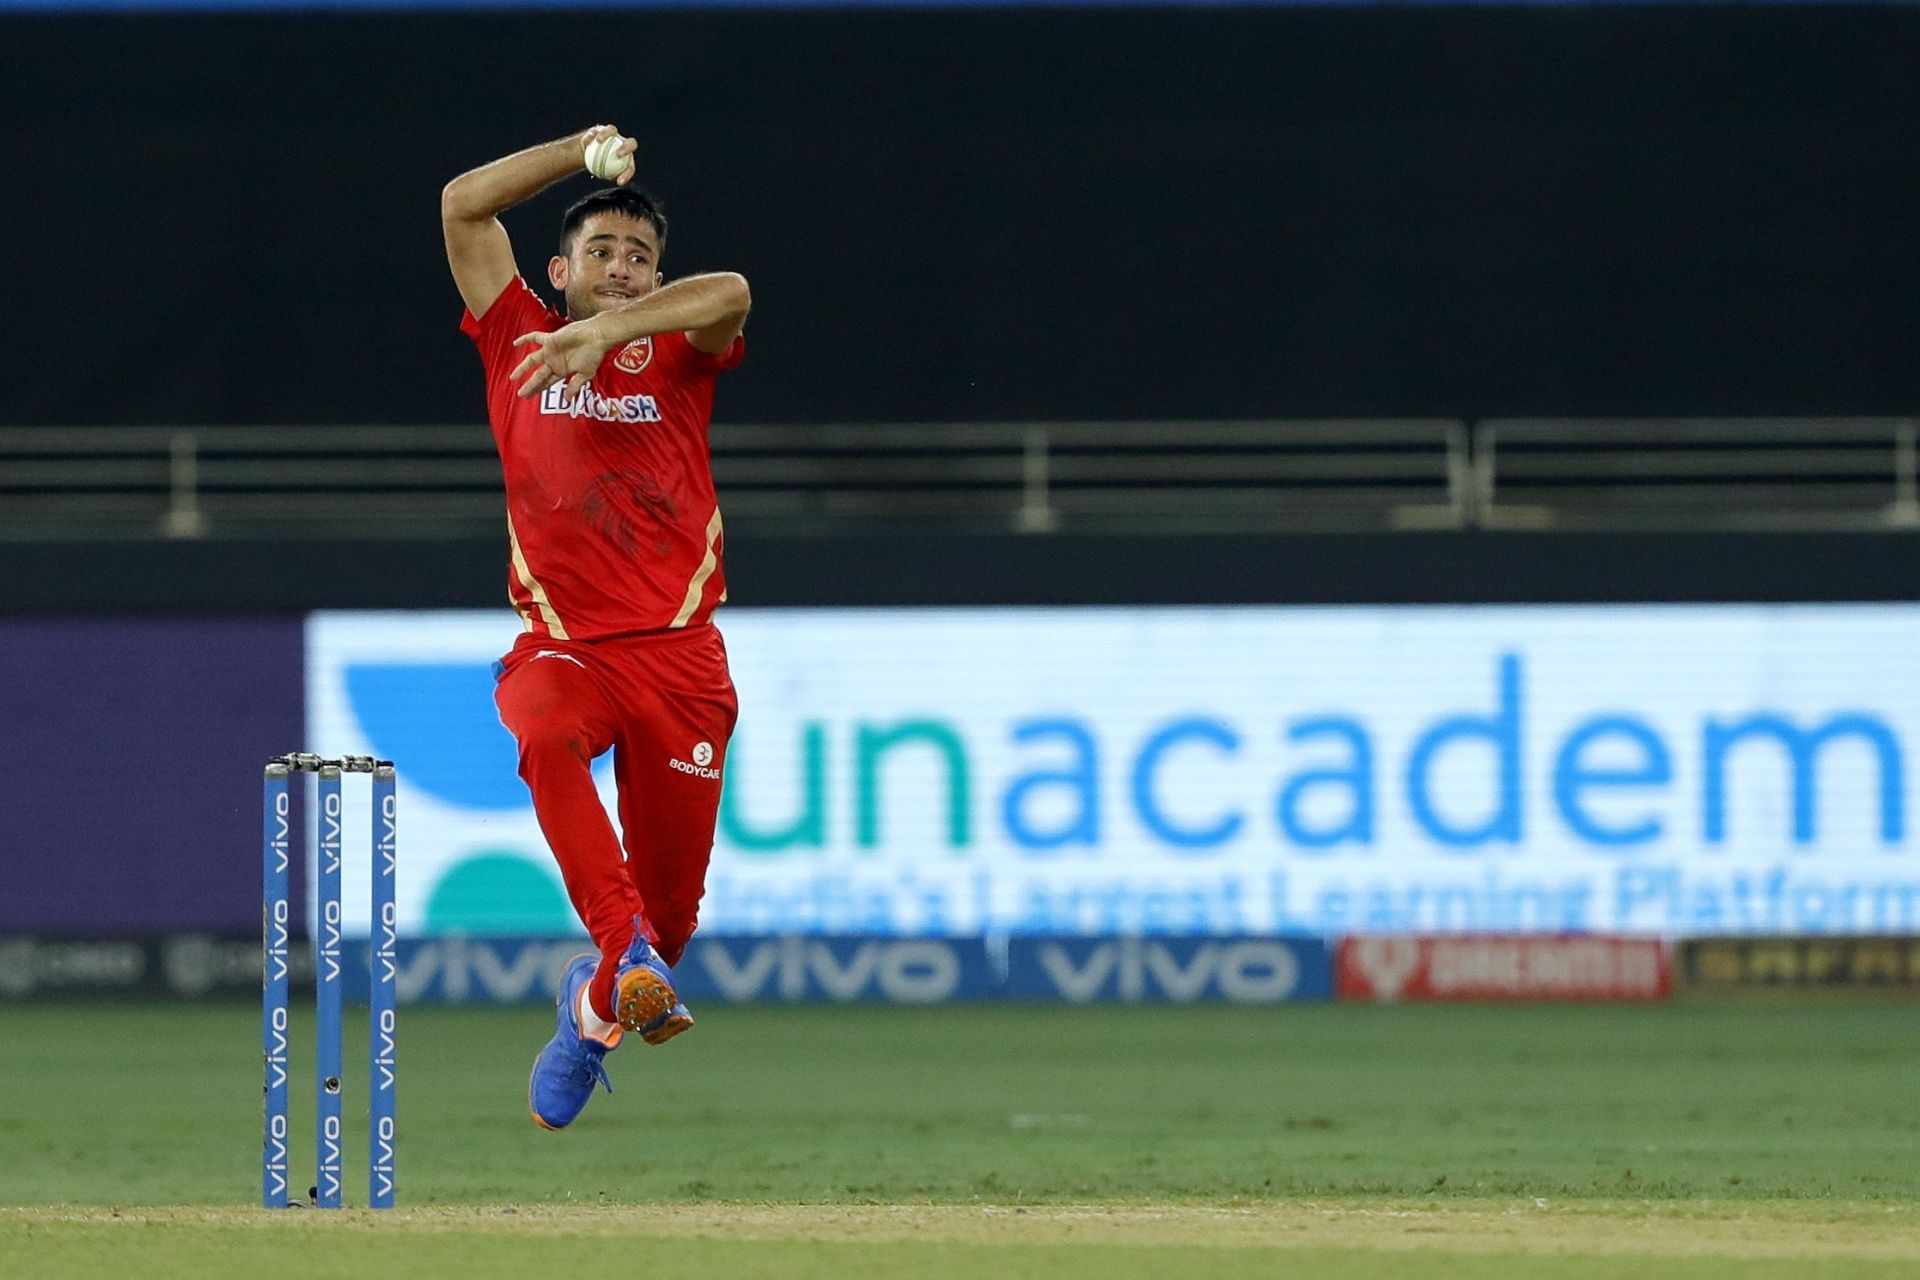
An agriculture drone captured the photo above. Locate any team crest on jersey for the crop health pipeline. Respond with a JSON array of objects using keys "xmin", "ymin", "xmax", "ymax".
[{"xmin": 613, "ymin": 337, "xmax": 654, "ymax": 375}]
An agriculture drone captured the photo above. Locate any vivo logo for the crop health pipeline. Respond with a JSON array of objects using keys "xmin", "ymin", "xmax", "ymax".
[
  {"xmin": 272, "ymin": 791, "xmax": 290, "ymax": 874},
  {"xmin": 374, "ymin": 1007, "xmax": 397, "ymax": 1091},
  {"xmin": 359, "ymin": 937, "xmax": 993, "ymax": 1006},
  {"xmin": 265, "ymin": 899, "xmax": 289, "ymax": 984},
  {"xmin": 264, "ymin": 1004, "xmax": 289, "ymax": 1089},
  {"xmin": 1026, "ymin": 938, "xmax": 1305, "ymax": 1003},
  {"xmin": 264, "ymin": 1111, "xmax": 288, "ymax": 1199},
  {"xmin": 321, "ymin": 899, "xmax": 342, "ymax": 983},
  {"xmin": 321, "ymin": 791, "xmax": 343, "ymax": 875},
  {"xmin": 393, "ymin": 939, "xmax": 582, "ymax": 1003},
  {"xmin": 375, "ymin": 901, "xmax": 399, "ymax": 986},
  {"xmin": 694, "ymin": 937, "xmax": 961, "ymax": 1003},
  {"xmin": 379, "ymin": 792, "xmax": 397, "ymax": 874},
  {"xmin": 319, "ymin": 1115, "xmax": 342, "ymax": 1200}
]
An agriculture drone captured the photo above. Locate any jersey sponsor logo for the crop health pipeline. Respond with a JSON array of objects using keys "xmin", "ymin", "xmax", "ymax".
[
  {"xmin": 532, "ymin": 649, "xmax": 587, "ymax": 670},
  {"xmin": 539, "ymin": 382, "xmax": 662, "ymax": 424},
  {"xmin": 671, "ymin": 741, "xmax": 722, "ymax": 779},
  {"xmin": 613, "ymin": 337, "xmax": 654, "ymax": 375}
]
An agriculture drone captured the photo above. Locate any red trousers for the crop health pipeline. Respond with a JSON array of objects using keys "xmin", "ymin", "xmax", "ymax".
[{"xmin": 494, "ymin": 624, "xmax": 737, "ymax": 1022}]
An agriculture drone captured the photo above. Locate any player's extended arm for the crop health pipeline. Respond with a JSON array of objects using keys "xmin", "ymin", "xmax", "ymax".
[
  {"xmin": 509, "ymin": 273, "xmax": 753, "ymax": 399},
  {"xmin": 440, "ymin": 126, "xmax": 638, "ymax": 319}
]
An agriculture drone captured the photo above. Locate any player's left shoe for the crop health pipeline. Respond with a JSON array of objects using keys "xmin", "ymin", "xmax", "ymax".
[
  {"xmin": 612, "ymin": 917, "xmax": 695, "ymax": 1045},
  {"xmin": 528, "ymin": 953, "xmax": 619, "ymax": 1131}
]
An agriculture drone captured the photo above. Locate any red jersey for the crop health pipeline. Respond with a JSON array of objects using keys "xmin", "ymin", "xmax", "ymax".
[{"xmin": 460, "ymin": 276, "xmax": 744, "ymax": 640}]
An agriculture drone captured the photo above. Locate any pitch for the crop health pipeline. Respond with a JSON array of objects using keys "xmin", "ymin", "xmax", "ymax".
[{"xmin": 3, "ymin": 1001, "xmax": 1918, "ymax": 1276}]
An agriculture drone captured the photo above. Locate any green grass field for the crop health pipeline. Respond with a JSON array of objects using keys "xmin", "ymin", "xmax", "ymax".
[{"xmin": 4, "ymin": 1000, "xmax": 1919, "ymax": 1276}]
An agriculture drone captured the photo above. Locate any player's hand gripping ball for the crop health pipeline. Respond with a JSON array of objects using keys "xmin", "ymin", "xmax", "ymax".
[{"xmin": 584, "ymin": 132, "xmax": 634, "ymax": 183}]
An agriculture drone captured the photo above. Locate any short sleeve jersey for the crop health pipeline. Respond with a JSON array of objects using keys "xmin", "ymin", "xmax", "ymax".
[{"xmin": 460, "ymin": 276, "xmax": 744, "ymax": 641}]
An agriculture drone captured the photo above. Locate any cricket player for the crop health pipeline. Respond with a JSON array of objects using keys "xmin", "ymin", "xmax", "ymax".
[{"xmin": 440, "ymin": 125, "xmax": 751, "ymax": 1129}]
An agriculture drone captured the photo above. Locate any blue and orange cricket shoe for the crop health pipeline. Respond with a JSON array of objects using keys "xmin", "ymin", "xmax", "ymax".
[
  {"xmin": 613, "ymin": 918, "xmax": 694, "ymax": 1045},
  {"xmin": 528, "ymin": 954, "xmax": 618, "ymax": 1131}
]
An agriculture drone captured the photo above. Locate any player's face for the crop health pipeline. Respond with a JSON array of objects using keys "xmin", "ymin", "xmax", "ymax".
[{"xmin": 550, "ymin": 213, "xmax": 664, "ymax": 319}]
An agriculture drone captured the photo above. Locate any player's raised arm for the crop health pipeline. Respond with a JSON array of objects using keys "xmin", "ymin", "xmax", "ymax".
[
  {"xmin": 441, "ymin": 125, "xmax": 638, "ymax": 319},
  {"xmin": 509, "ymin": 272, "xmax": 752, "ymax": 400}
]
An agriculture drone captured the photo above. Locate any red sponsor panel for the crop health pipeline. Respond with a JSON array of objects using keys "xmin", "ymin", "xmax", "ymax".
[{"xmin": 1336, "ymin": 935, "xmax": 1670, "ymax": 1003}]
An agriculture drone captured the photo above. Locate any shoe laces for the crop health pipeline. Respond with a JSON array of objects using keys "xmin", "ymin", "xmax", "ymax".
[{"xmin": 569, "ymin": 1044, "xmax": 614, "ymax": 1096}]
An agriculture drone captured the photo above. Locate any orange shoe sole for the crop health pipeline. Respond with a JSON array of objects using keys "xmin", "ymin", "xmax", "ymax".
[{"xmin": 614, "ymin": 965, "xmax": 677, "ymax": 1034}]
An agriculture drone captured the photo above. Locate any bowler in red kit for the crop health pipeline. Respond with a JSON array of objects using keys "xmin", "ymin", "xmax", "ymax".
[{"xmin": 440, "ymin": 124, "xmax": 752, "ymax": 1130}]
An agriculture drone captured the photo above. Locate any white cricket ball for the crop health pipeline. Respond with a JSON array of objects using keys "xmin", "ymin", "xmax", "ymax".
[{"xmin": 584, "ymin": 135, "xmax": 629, "ymax": 181}]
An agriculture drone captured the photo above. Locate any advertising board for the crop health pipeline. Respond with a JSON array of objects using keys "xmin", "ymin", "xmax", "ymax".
[
  {"xmin": 1676, "ymin": 936, "xmax": 1920, "ymax": 988},
  {"xmin": 308, "ymin": 606, "xmax": 1920, "ymax": 940},
  {"xmin": 1335, "ymin": 935, "xmax": 1670, "ymax": 1002},
  {"xmin": 1006, "ymin": 935, "xmax": 1332, "ymax": 1003}
]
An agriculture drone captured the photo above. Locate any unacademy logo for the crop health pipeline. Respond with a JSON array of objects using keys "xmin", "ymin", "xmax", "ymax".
[{"xmin": 672, "ymin": 741, "xmax": 721, "ymax": 779}]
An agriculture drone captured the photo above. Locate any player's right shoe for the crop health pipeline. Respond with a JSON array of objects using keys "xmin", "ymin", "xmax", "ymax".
[
  {"xmin": 528, "ymin": 954, "xmax": 618, "ymax": 1131},
  {"xmin": 612, "ymin": 918, "xmax": 694, "ymax": 1045}
]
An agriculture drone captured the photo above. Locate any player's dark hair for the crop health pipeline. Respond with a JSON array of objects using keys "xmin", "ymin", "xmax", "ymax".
[{"xmin": 559, "ymin": 187, "xmax": 669, "ymax": 258}]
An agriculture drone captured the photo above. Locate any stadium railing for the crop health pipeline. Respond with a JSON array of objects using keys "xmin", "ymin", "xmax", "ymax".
[
  {"xmin": 1, "ymin": 417, "xmax": 1914, "ymax": 537},
  {"xmin": 1474, "ymin": 418, "xmax": 1920, "ymax": 530},
  {"xmin": 0, "ymin": 420, "xmax": 1467, "ymax": 537}
]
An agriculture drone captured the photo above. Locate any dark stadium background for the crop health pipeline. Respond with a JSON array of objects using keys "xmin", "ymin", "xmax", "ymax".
[{"xmin": 5, "ymin": 8, "xmax": 1916, "ymax": 430}]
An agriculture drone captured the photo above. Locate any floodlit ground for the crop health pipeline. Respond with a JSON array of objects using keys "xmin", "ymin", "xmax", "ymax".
[{"xmin": 3, "ymin": 1002, "xmax": 1917, "ymax": 1276}]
